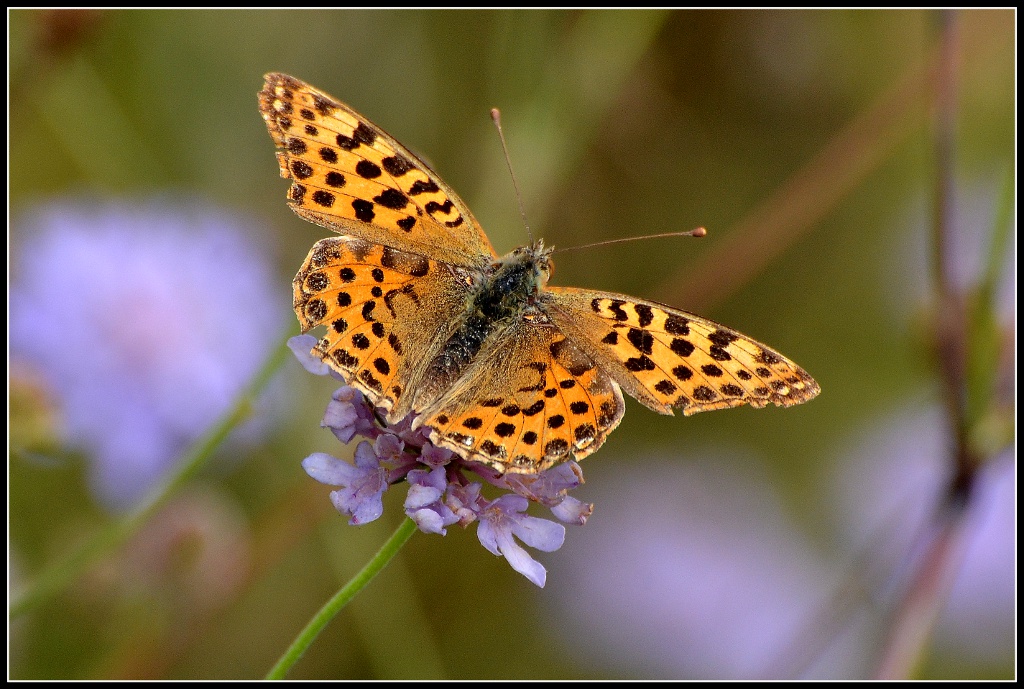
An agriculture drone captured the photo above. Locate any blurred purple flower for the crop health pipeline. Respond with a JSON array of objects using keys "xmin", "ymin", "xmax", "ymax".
[
  {"xmin": 548, "ymin": 455, "xmax": 841, "ymax": 679},
  {"xmin": 829, "ymin": 404, "xmax": 1015, "ymax": 669},
  {"xmin": 10, "ymin": 199, "xmax": 284, "ymax": 510},
  {"xmin": 298, "ymin": 364, "xmax": 589, "ymax": 586}
]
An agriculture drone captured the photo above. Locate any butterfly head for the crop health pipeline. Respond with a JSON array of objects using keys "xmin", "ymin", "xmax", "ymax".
[{"xmin": 493, "ymin": 240, "xmax": 554, "ymax": 297}]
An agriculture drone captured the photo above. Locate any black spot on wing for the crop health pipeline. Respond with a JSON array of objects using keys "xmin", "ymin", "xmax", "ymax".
[
  {"xmin": 353, "ymin": 123, "xmax": 377, "ymax": 145},
  {"xmin": 624, "ymin": 355, "xmax": 656, "ymax": 372},
  {"xmin": 664, "ymin": 315, "xmax": 689, "ymax": 335},
  {"xmin": 356, "ymin": 160, "xmax": 382, "ymax": 179},
  {"xmin": 374, "ymin": 188, "xmax": 409, "ymax": 210},
  {"xmin": 408, "ymin": 179, "xmax": 440, "ymax": 195},
  {"xmin": 382, "ymin": 155, "xmax": 413, "ymax": 176},
  {"xmin": 634, "ymin": 304, "xmax": 654, "ymax": 327},
  {"xmin": 495, "ymin": 422, "xmax": 516, "ymax": 438},
  {"xmin": 626, "ymin": 328, "xmax": 654, "ymax": 354},
  {"xmin": 311, "ymin": 190, "xmax": 335, "ymax": 207},
  {"xmin": 352, "ymin": 199, "xmax": 374, "ymax": 222},
  {"xmin": 709, "ymin": 345, "xmax": 732, "ymax": 361}
]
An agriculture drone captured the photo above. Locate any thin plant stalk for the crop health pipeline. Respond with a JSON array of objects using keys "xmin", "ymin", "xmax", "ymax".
[
  {"xmin": 873, "ymin": 10, "xmax": 992, "ymax": 678},
  {"xmin": 265, "ymin": 517, "xmax": 418, "ymax": 680},
  {"xmin": 9, "ymin": 331, "xmax": 294, "ymax": 619}
]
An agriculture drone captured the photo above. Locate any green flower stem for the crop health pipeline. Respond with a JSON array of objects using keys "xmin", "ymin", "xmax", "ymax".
[
  {"xmin": 266, "ymin": 517, "xmax": 418, "ymax": 680},
  {"xmin": 9, "ymin": 332, "xmax": 293, "ymax": 619}
]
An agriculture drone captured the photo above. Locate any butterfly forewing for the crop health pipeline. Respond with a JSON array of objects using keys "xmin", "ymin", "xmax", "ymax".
[
  {"xmin": 260, "ymin": 73, "xmax": 497, "ymax": 267},
  {"xmin": 543, "ymin": 287, "xmax": 820, "ymax": 416}
]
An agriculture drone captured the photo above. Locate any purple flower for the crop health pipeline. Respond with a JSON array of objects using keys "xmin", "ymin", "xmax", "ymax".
[
  {"xmin": 298, "ymin": 378, "xmax": 586, "ymax": 587},
  {"xmin": 303, "ymin": 442, "xmax": 387, "ymax": 526},
  {"xmin": 288, "ymin": 334, "xmax": 335, "ymax": 378},
  {"xmin": 501, "ymin": 461, "xmax": 593, "ymax": 525},
  {"xmin": 404, "ymin": 467, "xmax": 458, "ymax": 535},
  {"xmin": 320, "ymin": 384, "xmax": 380, "ymax": 444},
  {"xmin": 10, "ymin": 199, "xmax": 284, "ymax": 510},
  {"xmin": 445, "ymin": 481, "xmax": 486, "ymax": 527},
  {"xmin": 477, "ymin": 494, "xmax": 566, "ymax": 588},
  {"xmin": 418, "ymin": 442, "xmax": 455, "ymax": 469},
  {"xmin": 373, "ymin": 433, "xmax": 409, "ymax": 469}
]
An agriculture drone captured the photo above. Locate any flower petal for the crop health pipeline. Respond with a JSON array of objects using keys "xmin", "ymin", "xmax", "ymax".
[
  {"xmin": 374, "ymin": 433, "xmax": 405, "ymax": 461},
  {"xmin": 335, "ymin": 488, "xmax": 384, "ymax": 525},
  {"xmin": 550, "ymin": 496, "xmax": 593, "ymax": 526},
  {"xmin": 419, "ymin": 442, "xmax": 454, "ymax": 469},
  {"xmin": 405, "ymin": 482, "xmax": 443, "ymax": 510},
  {"xmin": 409, "ymin": 508, "xmax": 446, "ymax": 535},
  {"xmin": 476, "ymin": 515, "xmax": 502, "ymax": 557},
  {"xmin": 302, "ymin": 452, "xmax": 360, "ymax": 485},
  {"xmin": 512, "ymin": 515, "xmax": 566, "ymax": 553},
  {"xmin": 495, "ymin": 529, "xmax": 548, "ymax": 588},
  {"xmin": 353, "ymin": 440, "xmax": 381, "ymax": 469},
  {"xmin": 288, "ymin": 335, "xmax": 332, "ymax": 376}
]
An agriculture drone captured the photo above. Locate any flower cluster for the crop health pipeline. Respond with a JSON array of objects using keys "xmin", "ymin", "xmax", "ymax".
[{"xmin": 290, "ymin": 335, "xmax": 592, "ymax": 587}]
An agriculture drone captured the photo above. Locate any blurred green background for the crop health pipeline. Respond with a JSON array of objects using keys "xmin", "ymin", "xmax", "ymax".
[{"xmin": 8, "ymin": 9, "xmax": 1014, "ymax": 679}]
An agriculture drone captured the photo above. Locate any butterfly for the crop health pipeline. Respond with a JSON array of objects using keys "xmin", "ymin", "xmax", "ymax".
[{"xmin": 259, "ymin": 73, "xmax": 820, "ymax": 475}]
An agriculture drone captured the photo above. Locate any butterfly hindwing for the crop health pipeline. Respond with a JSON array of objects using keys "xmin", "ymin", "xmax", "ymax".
[
  {"xmin": 260, "ymin": 73, "xmax": 497, "ymax": 268},
  {"xmin": 543, "ymin": 287, "xmax": 820, "ymax": 416},
  {"xmin": 294, "ymin": 236, "xmax": 472, "ymax": 421},
  {"xmin": 415, "ymin": 320, "xmax": 625, "ymax": 474}
]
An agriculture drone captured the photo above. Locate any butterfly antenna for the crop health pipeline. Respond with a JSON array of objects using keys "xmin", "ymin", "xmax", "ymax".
[
  {"xmin": 491, "ymin": 108, "xmax": 534, "ymax": 246},
  {"xmin": 552, "ymin": 227, "xmax": 707, "ymax": 254}
]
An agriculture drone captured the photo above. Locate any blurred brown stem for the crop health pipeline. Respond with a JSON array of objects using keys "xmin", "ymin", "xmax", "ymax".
[
  {"xmin": 873, "ymin": 506, "xmax": 968, "ymax": 679},
  {"xmin": 763, "ymin": 9, "xmax": 1008, "ymax": 679},
  {"xmin": 654, "ymin": 38, "xmax": 939, "ymax": 313},
  {"xmin": 872, "ymin": 10, "xmax": 976, "ymax": 679}
]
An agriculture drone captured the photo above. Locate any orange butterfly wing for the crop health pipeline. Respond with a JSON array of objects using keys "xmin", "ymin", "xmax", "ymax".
[
  {"xmin": 412, "ymin": 319, "xmax": 625, "ymax": 474},
  {"xmin": 542, "ymin": 287, "xmax": 820, "ymax": 416},
  {"xmin": 260, "ymin": 73, "xmax": 496, "ymax": 267}
]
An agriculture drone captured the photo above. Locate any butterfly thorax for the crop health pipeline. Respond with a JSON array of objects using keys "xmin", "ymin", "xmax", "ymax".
[
  {"xmin": 476, "ymin": 241, "xmax": 552, "ymax": 315},
  {"xmin": 419, "ymin": 242, "xmax": 552, "ymax": 399}
]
